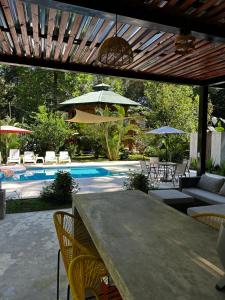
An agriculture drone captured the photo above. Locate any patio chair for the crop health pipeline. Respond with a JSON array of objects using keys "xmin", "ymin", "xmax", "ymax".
[
  {"xmin": 7, "ymin": 149, "xmax": 21, "ymax": 164},
  {"xmin": 23, "ymin": 151, "xmax": 36, "ymax": 164},
  {"xmin": 139, "ymin": 160, "xmax": 149, "ymax": 176},
  {"xmin": 193, "ymin": 213, "xmax": 225, "ymax": 230},
  {"xmin": 53, "ymin": 211, "xmax": 100, "ymax": 300},
  {"xmin": 68, "ymin": 255, "xmax": 123, "ymax": 300},
  {"xmin": 183, "ymin": 159, "xmax": 191, "ymax": 177},
  {"xmin": 149, "ymin": 157, "xmax": 161, "ymax": 179},
  {"xmin": 45, "ymin": 151, "xmax": 57, "ymax": 164},
  {"xmin": 171, "ymin": 162, "xmax": 187, "ymax": 186},
  {"xmin": 58, "ymin": 151, "xmax": 71, "ymax": 164}
]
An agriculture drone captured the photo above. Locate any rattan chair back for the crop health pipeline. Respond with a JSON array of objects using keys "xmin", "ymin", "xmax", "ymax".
[
  {"xmin": 193, "ymin": 213, "xmax": 225, "ymax": 230},
  {"xmin": 53, "ymin": 211, "xmax": 98, "ymax": 273},
  {"xmin": 69, "ymin": 255, "xmax": 108, "ymax": 300}
]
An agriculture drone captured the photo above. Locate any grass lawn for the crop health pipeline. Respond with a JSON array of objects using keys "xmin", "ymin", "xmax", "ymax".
[
  {"xmin": 6, "ymin": 198, "xmax": 71, "ymax": 214},
  {"xmin": 73, "ymin": 154, "xmax": 145, "ymax": 162}
]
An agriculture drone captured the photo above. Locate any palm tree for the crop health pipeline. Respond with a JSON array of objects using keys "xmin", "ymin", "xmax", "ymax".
[{"xmin": 97, "ymin": 105, "xmax": 140, "ymax": 160}]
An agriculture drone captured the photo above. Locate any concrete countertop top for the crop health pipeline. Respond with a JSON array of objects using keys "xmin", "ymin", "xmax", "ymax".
[{"xmin": 73, "ymin": 190, "xmax": 224, "ymax": 300}]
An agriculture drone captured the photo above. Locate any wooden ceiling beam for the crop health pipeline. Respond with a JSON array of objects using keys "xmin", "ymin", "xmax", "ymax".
[
  {"xmin": 31, "ymin": 3, "xmax": 40, "ymax": 57},
  {"xmin": 159, "ymin": 43, "xmax": 224, "ymax": 75},
  {"xmin": 16, "ymin": 0, "xmax": 31, "ymax": 57},
  {"xmin": 61, "ymin": 14, "xmax": 83, "ymax": 63},
  {"xmin": 0, "ymin": 0, "xmax": 22, "ymax": 55},
  {"xmin": 0, "ymin": 53, "xmax": 204, "ymax": 85},
  {"xmin": 169, "ymin": 46, "xmax": 225, "ymax": 77},
  {"xmin": 24, "ymin": 0, "xmax": 225, "ymax": 42},
  {"xmin": 146, "ymin": 40, "xmax": 208, "ymax": 73},
  {"xmin": 54, "ymin": 11, "xmax": 70, "ymax": 60},
  {"xmin": 46, "ymin": 8, "xmax": 57, "ymax": 59},
  {"xmin": 0, "ymin": 29, "xmax": 11, "ymax": 54}
]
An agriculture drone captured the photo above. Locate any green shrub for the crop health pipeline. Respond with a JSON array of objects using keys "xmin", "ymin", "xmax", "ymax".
[
  {"xmin": 40, "ymin": 171, "xmax": 79, "ymax": 204},
  {"xmin": 123, "ymin": 171, "xmax": 149, "ymax": 194},
  {"xmin": 219, "ymin": 161, "xmax": 225, "ymax": 176},
  {"xmin": 190, "ymin": 158, "xmax": 197, "ymax": 170},
  {"xmin": 206, "ymin": 158, "xmax": 215, "ymax": 173}
]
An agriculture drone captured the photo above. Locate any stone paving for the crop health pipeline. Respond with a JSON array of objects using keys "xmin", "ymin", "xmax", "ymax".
[{"xmin": 0, "ymin": 209, "xmax": 70, "ymax": 300}]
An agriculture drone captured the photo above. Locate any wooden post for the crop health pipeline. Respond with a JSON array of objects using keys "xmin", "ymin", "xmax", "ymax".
[{"xmin": 197, "ymin": 86, "xmax": 208, "ymax": 175}]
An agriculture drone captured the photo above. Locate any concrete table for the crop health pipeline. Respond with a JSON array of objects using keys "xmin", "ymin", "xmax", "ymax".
[
  {"xmin": 73, "ymin": 190, "xmax": 224, "ymax": 300},
  {"xmin": 148, "ymin": 189, "xmax": 194, "ymax": 205}
]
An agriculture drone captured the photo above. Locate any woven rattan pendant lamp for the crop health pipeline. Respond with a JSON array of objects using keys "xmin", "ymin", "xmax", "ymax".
[
  {"xmin": 175, "ymin": 29, "xmax": 195, "ymax": 55},
  {"xmin": 98, "ymin": 15, "xmax": 133, "ymax": 66}
]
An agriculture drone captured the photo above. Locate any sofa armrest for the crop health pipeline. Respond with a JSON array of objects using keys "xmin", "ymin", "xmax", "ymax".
[{"xmin": 179, "ymin": 176, "xmax": 201, "ymax": 190}]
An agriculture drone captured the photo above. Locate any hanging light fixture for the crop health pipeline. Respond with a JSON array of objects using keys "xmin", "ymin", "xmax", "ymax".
[
  {"xmin": 98, "ymin": 15, "xmax": 133, "ymax": 66},
  {"xmin": 175, "ymin": 29, "xmax": 195, "ymax": 55}
]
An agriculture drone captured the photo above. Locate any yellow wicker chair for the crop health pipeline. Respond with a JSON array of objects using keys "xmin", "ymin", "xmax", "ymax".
[
  {"xmin": 53, "ymin": 211, "xmax": 99, "ymax": 300},
  {"xmin": 193, "ymin": 213, "xmax": 225, "ymax": 230},
  {"xmin": 68, "ymin": 255, "xmax": 123, "ymax": 300}
]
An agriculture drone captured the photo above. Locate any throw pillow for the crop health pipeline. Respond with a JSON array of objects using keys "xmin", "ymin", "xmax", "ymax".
[
  {"xmin": 197, "ymin": 174, "xmax": 225, "ymax": 193},
  {"xmin": 219, "ymin": 182, "xmax": 225, "ymax": 196}
]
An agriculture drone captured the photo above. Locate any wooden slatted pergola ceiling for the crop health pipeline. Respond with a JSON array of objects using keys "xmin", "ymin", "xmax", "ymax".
[{"xmin": 1, "ymin": 0, "xmax": 225, "ymax": 85}]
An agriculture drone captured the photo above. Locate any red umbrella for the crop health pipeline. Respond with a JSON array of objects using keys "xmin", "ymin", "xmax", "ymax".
[
  {"xmin": 0, "ymin": 126, "xmax": 32, "ymax": 165},
  {"xmin": 0, "ymin": 125, "xmax": 32, "ymax": 134}
]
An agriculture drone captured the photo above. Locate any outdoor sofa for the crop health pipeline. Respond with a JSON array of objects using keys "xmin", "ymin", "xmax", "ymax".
[{"xmin": 179, "ymin": 174, "xmax": 225, "ymax": 216}]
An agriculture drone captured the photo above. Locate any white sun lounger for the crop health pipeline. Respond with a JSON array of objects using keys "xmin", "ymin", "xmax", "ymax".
[
  {"xmin": 45, "ymin": 151, "xmax": 57, "ymax": 164},
  {"xmin": 58, "ymin": 151, "xmax": 71, "ymax": 164},
  {"xmin": 7, "ymin": 149, "xmax": 21, "ymax": 164},
  {"xmin": 23, "ymin": 151, "xmax": 36, "ymax": 164}
]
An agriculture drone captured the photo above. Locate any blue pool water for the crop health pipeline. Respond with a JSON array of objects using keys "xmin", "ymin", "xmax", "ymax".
[{"xmin": 2, "ymin": 166, "xmax": 113, "ymax": 182}]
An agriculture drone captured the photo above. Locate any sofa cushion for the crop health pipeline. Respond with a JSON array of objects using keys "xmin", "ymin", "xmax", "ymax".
[
  {"xmin": 187, "ymin": 204, "xmax": 225, "ymax": 216},
  {"xmin": 182, "ymin": 188, "xmax": 225, "ymax": 205},
  {"xmin": 197, "ymin": 174, "xmax": 224, "ymax": 193},
  {"xmin": 219, "ymin": 182, "xmax": 225, "ymax": 196}
]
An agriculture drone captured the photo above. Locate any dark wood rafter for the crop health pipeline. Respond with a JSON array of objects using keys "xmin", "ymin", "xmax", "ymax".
[
  {"xmin": 0, "ymin": 29, "xmax": 11, "ymax": 54},
  {"xmin": 126, "ymin": 33, "xmax": 174, "ymax": 70},
  {"xmin": 151, "ymin": 41, "xmax": 212, "ymax": 74},
  {"xmin": 54, "ymin": 11, "xmax": 69, "ymax": 60},
  {"xmin": 61, "ymin": 14, "xmax": 82, "ymax": 63},
  {"xmin": 16, "ymin": 0, "xmax": 31, "ymax": 57},
  {"xmin": 31, "ymin": 3, "xmax": 40, "ymax": 57},
  {"xmin": 170, "ymin": 46, "xmax": 225, "ymax": 78},
  {"xmin": 81, "ymin": 19, "xmax": 110, "ymax": 63},
  {"xmin": 0, "ymin": 0, "xmax": 225, "ymax": 85},
  {"xmin": 0, "ymin": 0, "xmax": 22, "ymax": 55},
  {"xmin": 26, "ymin": 0, "xmax": 225, "ymax": 42},
  {"xmin": 0, "ymin": 53, "xmax": 204, "ymax": 85},
  {"xmin": 46, "ymin": 8, "xmax": 57, "ymax": 59},
  {"xmin": 71, "ymin": 16, "xmax": 98, "ymax": 63},
  {"xmin": 86, "ymin": 22, "xmax": 123, "ymax": 65}
]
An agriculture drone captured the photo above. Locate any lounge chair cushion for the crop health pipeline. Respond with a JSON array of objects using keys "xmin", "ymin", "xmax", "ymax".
[
  {"xmin": 183, "ymin": 188, "xmax": 225, "ymax": 205},
  {"xmin": 187, "ymin": 204, "xmax": 225, "ymax": 216},
  {"xmin": 196, "ymin": 174, "xmax": 224, "ymax": 193},
  {"xmin": 219, "ymin": 182, "xmax": 225, "ymax": 196}
]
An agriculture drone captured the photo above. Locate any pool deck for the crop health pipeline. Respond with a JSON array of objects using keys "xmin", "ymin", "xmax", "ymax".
[{"xmin": 2, "ymin": 161, "xmax": 141, "ymax": 199}]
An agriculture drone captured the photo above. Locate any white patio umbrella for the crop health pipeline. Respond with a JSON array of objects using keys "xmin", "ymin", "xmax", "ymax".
[{"xmin": 146, "ymin": 126, "xmax": 185, "ymax": 161}]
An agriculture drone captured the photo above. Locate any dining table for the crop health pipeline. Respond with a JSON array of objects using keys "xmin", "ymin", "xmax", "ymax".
[
  {"xmin": 72, "ymin": 190, "xmax": 225, "ymax": 300},
  {"xmin": 156, "ymin": 161, "xmax": 176, "ymax": 181}
]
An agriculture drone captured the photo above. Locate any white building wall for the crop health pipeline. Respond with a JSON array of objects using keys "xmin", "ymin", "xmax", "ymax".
[
  {"xmin": 190, "ymin": 133, "xmax": 198, "ymax": 159},
  {"xmin": 211, "ymin": 132, "xmax": 221, "ymax": 166}
]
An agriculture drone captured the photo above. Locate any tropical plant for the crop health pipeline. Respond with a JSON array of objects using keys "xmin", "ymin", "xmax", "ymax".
[
  {"xmin": 123, "ymin": 171, "xmax": 149, "ymax": 194},
  {"xmin": 40, "ymin": 171, "xmax": 79, "ymax": 204},
  {"xmin": 97, "ymin": 105, "xmax": 140, "ymax": 160},
  {"xmin": 190, "ymin": 158, "xmax": 197, "ymax": 170},
  {"xmin": 206, "ymin": 158, "xmax": 216, "ymax": 173},
  {"xmin": 23, "ymin": 105, "xmax": 72, "ymax": 155},
  {"xmin": 219, "ymin": 161, "xmax": 225, "ymax": 176}
]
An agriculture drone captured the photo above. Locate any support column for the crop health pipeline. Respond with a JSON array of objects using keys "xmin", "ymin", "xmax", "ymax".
[{"xmin": 197, "ymin": 85, "xmax": 208, "ymax": 175}]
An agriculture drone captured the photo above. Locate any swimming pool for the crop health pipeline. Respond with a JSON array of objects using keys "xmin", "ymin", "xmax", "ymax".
[{"xmin": 2, "ymin": 166, "xmax": 114, "ymax": 182}]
